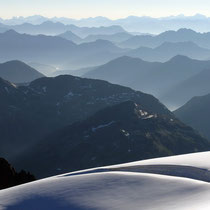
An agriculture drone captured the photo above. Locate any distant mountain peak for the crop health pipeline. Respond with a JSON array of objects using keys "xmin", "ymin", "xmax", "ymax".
[
  {"xmin": 177, "ymin": 28, "xmax": 197, "ymax": 33},
  {"xmin": 0, "ymin": 60, "xmax": 44, "ymax": 83},
  {"xmin": 167, "ymin": 55, "xmax": 192, "ymax": 63},
  {"xmin": 3, "ymin": 29, "xmax": 19, "ymax": 35},
  {"xmin": 41, "ymin": 21, "xmax": 65, "ymax": 26}
]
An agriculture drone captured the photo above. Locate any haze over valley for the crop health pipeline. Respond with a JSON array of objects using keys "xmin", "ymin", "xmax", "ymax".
[{"xmin": 1, "ymin": 0, "xmax": 210, "ymax": 209}]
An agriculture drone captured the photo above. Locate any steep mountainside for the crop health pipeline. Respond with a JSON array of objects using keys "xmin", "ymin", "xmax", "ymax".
[
  {"xmin": 0, "ymin": 75, "xmax": 170, "ymax": 161},
  {"xmin": 174, "ymin": 94, "xmax": 210, "ymax": 140},
  {"xmin": 0, "ymin": 60, "xmax": 44, "ymax": 83},
  {"xmin": 18, "ymin": 101, "xmax": 210, "ymax": 178}
]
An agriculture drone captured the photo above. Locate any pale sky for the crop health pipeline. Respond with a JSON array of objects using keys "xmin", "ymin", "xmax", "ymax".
[{"xmin": 1, "ymin": 0, "xmax": 210, "ymax": 19}]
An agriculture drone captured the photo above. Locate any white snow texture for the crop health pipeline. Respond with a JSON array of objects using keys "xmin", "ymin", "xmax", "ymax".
[{"xmin": 1, "ymin": 151, "xmax": 210, "ymax": 210}]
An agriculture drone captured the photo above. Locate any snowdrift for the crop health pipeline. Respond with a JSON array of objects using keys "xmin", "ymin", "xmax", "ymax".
[{"xmin": 1, "ymin": 151, "xmax": 210, "ymax": 210}]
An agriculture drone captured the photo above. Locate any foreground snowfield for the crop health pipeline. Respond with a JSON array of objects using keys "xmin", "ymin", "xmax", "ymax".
[{"xmin": 1, "ymin": 152, "xmax": 210, "ymax": 210}]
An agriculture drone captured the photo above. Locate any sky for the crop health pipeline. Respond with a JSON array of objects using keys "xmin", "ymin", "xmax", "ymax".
[{"xmin": 1, "ymin": 0, "xmax": 210, "ymax": 19}]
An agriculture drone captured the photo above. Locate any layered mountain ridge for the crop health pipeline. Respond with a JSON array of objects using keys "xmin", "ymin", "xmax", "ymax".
[{"xmin": 19, "ymin": 100, "xmax": 210, "ymax": 178}]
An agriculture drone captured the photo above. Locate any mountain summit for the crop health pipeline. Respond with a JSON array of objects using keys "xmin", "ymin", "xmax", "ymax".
[{"xmin": 0, "ymin": 60, "xmax": 44, "ymax": 83}]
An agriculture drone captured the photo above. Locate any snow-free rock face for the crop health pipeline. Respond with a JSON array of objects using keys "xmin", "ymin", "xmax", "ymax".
[
  {"xmin": 18, "ymin": 101, "xmax": 210, "ymax": 178},
  {"xmin": 1, "ymin": 152, "xmax": 210, "ymax": 210}
]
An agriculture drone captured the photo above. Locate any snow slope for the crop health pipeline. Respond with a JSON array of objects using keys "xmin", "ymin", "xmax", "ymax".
[{"xmin": 1, "ymin": 151, "xmax": 210, "ymax": 210}]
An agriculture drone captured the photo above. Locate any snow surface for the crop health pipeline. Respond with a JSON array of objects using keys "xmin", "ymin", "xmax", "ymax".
[
  {"xmin": 91, "ymin": 121, "xmax": 115, "ymax": 132},
  {"xmin": 1, "ymin": 152, "xmax": 210, "ymax": 210},
  {"xmin": 106, "ymin": 151, "xmax": 210, "ymax": 170}
]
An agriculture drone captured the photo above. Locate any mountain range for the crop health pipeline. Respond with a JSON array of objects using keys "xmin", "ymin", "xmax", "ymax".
[
  {"xmin": 119, "ymin": 28, "xmax": 210, "ymax": 49},
  {"xmin": 126, "ymin": 41, "xmax": 210, "ymax": 62},
  {"xmin": 0, "ymin": 21, "xmax": 126, "ymax": 37},
  {"xmin": 2, "ymin": 14, "xmax": 210, "ymax": 33},
  {"xmin": 2, "ymin": 29, "xmax": 210, "ymax": 70},
  {"xmin": 0, "ymin": 74, "xmax": 208, "ymax": 178},
  {"xmin": 84, "ymin": 56, "xmax": 210, "ymax": 108},
  {"xmin": 0, "ymin": 30, "xmax": 76, "ymax": 66},
  {"xmin": 58, "ymin": 31, "xmax": 133, "ymax": 44},
  {"xmin": 0, "ymin": 30, "xmax": 126, "ymax": 69},
  {"xmin": 1, "ymin": 15, "xmax": 210, "ymax": 187},
  {"xmin": 0, "ymin": 74, "xmax": 170, "ymax": 163}
]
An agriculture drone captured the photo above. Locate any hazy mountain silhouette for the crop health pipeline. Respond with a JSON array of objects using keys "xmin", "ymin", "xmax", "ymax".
[
  {"xmin": 161, "ymin": 68, "xmax": 210, "ymax": 109},
  {"xmin": 58, "ymin": 31, "xmax": 132, "ymax": 44},
  {"xmin": 174, "ymin": 94, "xmax": 210, "ymax": 140},
  {"xmin": 52, "ymin": 66, "xmax": 98, "ymax": 77},
  {"xmin": 0, "ymin": 30, "xmax": 76, "ymax": 65},
  {"xmin": 0, "ymin": 23, "xmax": 7, "ymax": 33},
  {"xmin": 127, "ymin": 41, "xmax": 210, "ymax": 62},
  {"xmin": 0, "ymin": 15, "xmax": 47, "ymax": 25},
  {"xmin": 120, "ymin": 28, "xmax": 210, "ymax": 49},
  {"xmin": 2, "ymin": 14, "xmax": 210, "ymax": 33},
  {"xmin": 18, "ymin": 100, "xmax": 210, "ymax": 178},
  {"xmin": 28, "ymin": 62, "xmax": 57, "ymax": 76},
  {"xmin": 82, "ymin": 32, "xmax": 133, "ymax": 44},
  {"xmin": 1, "ymin": 21, "xmax": 126, "ymax": 37},
  {"xmin": 1, "ymin": 30, "xmax": 210, "ymax": 70},
  {"xmin": 0, "ymin": 30, "xmax": 126, "ymax": 69},
  {"xmin": 62, "ymin": 39, "xmax": 127, "ymax": 69},
  {"xmin": 0, "ymin": 60, "xmax": 44, "ymax": 83},
  {"xmin": 58, "ymin": 31, "xmax": 83, "ymax": 44},
  {"xmin": 84, "ymin": 56, "xmax": 210, "ymax": 99}
]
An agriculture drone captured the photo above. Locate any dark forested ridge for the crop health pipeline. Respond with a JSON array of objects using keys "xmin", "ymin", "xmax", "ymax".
[
  {"xmin": 17, "ymin": 101, "xmax": 210, "ymax": 178},
  {"xmin": 0, "ymin": 158, "xmax": 35, "ymax": 190}
]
